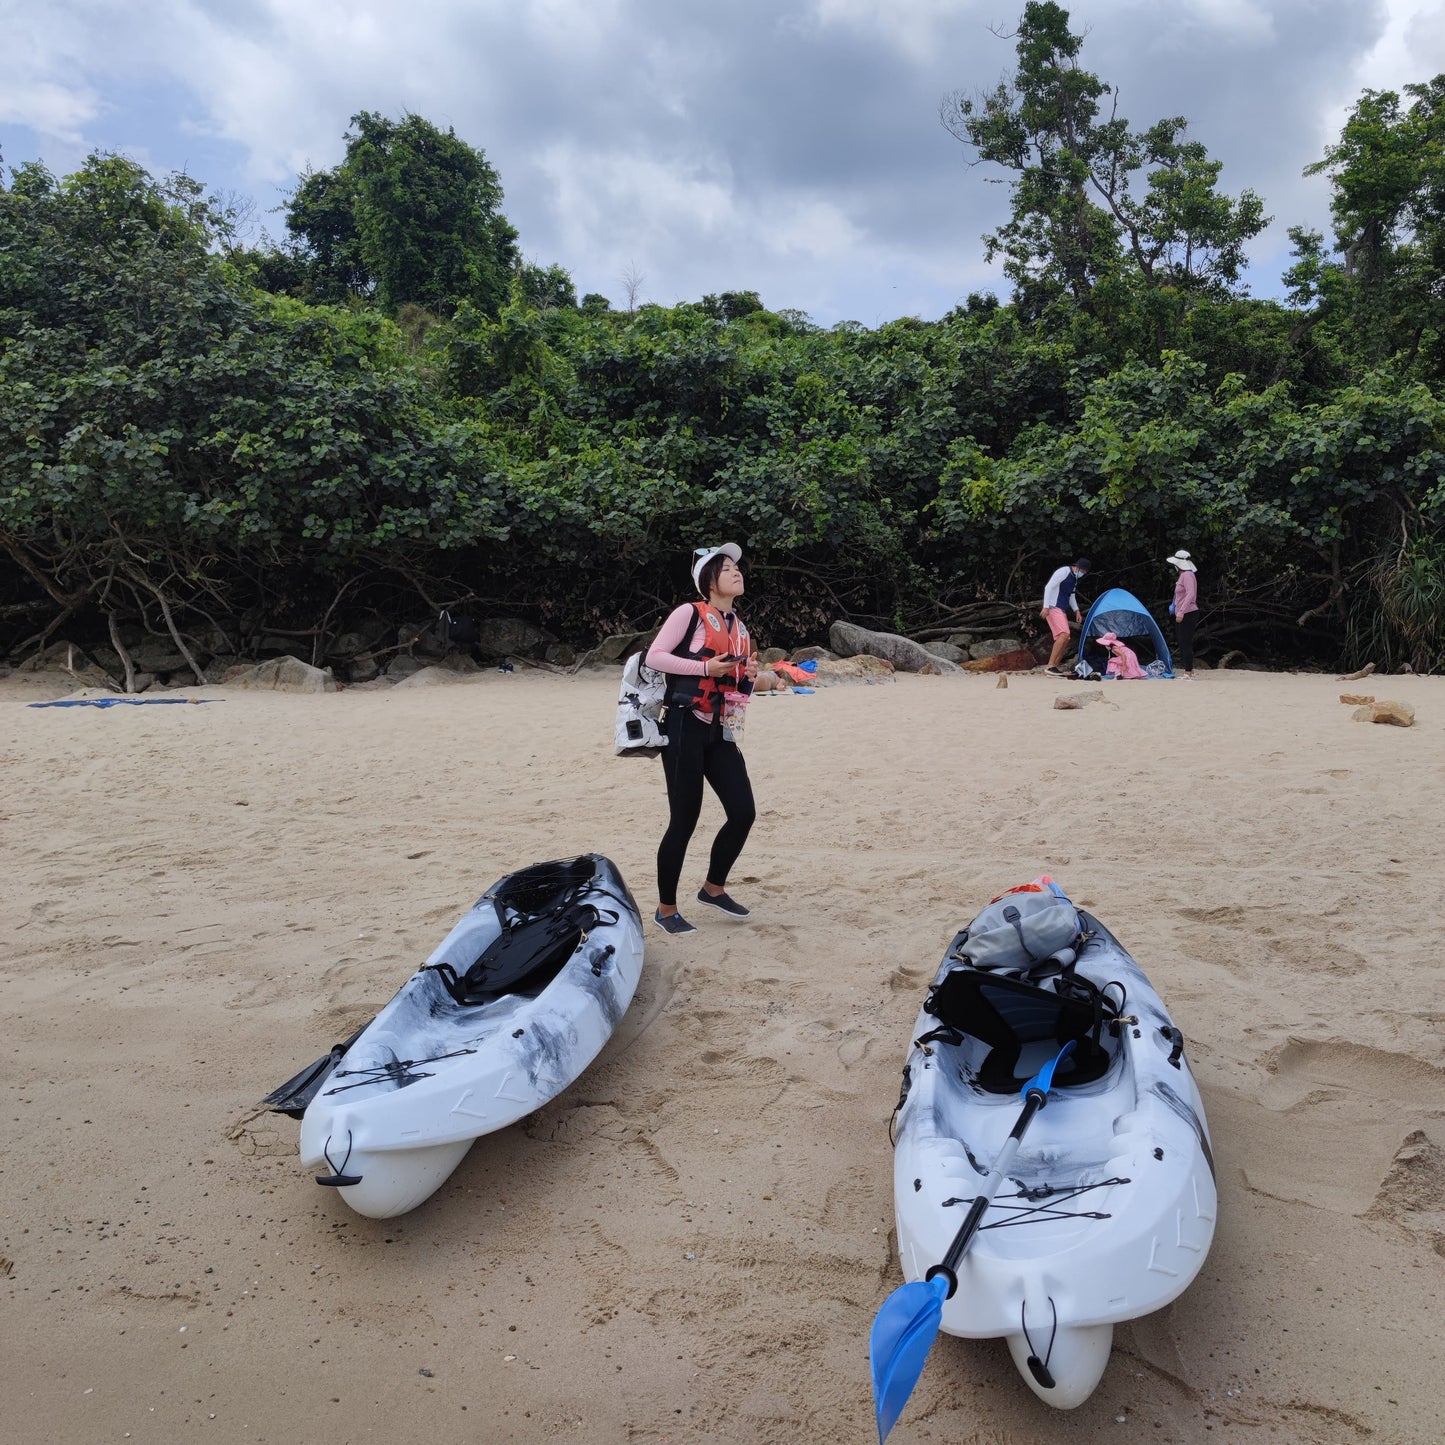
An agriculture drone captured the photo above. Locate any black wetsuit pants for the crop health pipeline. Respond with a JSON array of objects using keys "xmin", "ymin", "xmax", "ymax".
[
  {"xmin": 1176, "ymin": 610, "xmax": 1198, "ymax": 672},
  {"xmin": 657, "ymin": 706, "xmax": 755, "ymax": 907}
]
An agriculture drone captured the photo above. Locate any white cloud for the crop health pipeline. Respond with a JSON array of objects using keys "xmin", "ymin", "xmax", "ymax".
[{"xmin": 2, "ymin": 0, "xmax": 1435, "ymax": 320}]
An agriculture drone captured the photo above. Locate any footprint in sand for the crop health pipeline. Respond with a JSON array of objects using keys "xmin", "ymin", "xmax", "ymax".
[{"xmin": 1236, "ymin": 1038, "xmax": 1445, "ymax": 1215}]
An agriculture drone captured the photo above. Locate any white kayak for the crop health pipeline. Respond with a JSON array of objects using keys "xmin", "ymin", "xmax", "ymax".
[
  {"xmin": 268, "ymin": 854, "xmax": 644, "ymax": 1219},
  {"xmin": 891, "ymin": 905, "xmax": 1216, "ymax": 1408}
]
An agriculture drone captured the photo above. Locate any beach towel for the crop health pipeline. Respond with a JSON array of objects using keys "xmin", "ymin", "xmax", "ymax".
[{"xmin": 28, "ymin": 697, "xmax": 223, "ymax": 709}]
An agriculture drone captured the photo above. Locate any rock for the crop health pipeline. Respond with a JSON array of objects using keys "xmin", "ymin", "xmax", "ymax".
[
  {"xmin": 1054, "ymin": 690, "xmax": 1109, "ymax": 710},
  {"xmin": 944, "ymin": 632, "xmax": 979, "ymax": 648},
  {"xmin": 347, "ymin": 652, "xmax": 381, "ymax": 684},
  {"xmin": 1353, "ymin": 700, "xmax": 1415, "ymax": 727},
  {"xmin": 968, "ymin": 637, "xmax": 1025, "ymax": 661},
  {"xmin": 202, "ymin": 658, "xmax": 240, "ymax": 684},
  {"xmin": 392, "ymin": 666, "xmax": 470, "ymax": 689},
  {"xmin": 920, "ymin": 640, "xmax": 966, "ymax": 663},
  {"xmin": 1339, "ymin": 693, "xmax": 1375, "ymax": 706},
  {"xmin": 829, "ymin": 621, "xmax": 961, "ymax": 674},
  {"xmin": 789, "ymin": 646, "xmax": 835, "ymax": 664},
  {"xmin": 475, "ymin": 617, "xmax": 555, "ymax": 658},
  {"xmin": 348, "ymin": 676, "xmax": 396, "ymax": 691},
  {"xmin": 809, "ymin": 656, "xmax": 896, "ymax": 687},
  {"xmin": 224, "ymin": 656, "xmax": 337, "ymax": 694},
  {"xmin": 758, "ymin": 646, "xmax": 787, "ymax": 666},
  {"xmin": 961, "ymin": 649, "xmax": 1038, "ymax": 673},
  {"xmin": 436, "ymin": 652, "xmax": 480, "ymax": 674},
  {"xmin": 327, "ymin": 631, "xmax": 375, "ymax": 659},
  {"xmin": 1029, "ymin": 636, "xmax": 1055, "ymax": 663},
  {"xmin": 544, "ymin": 643, "xmax": 577, "ymax": 666},
  {"xmin": 19, "ymin": 641, "xmax": 79, "ymax": 672},
  {"xmin": 386, "ymin": 654, "xmax": 423, "ymax": 679},
  {"xmin": 130, "ymin": 643, "xmax": 193, "ymax": 676},
  {"xmin": 593, "ymin": 630, "xmax": 655, "ymax": 664},
  {"xmin": 996, "ymin": 675, "xmax": 1008, "ymax": 689}
]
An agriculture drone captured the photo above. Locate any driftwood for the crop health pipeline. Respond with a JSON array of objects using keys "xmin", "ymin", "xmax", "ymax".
[{"xmin": 1337, "ymin": 662, "xmax": 1376, "ymax": 682}]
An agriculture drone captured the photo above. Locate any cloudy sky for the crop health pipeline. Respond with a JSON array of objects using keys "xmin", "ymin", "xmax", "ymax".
[{"xmin": 4, "ymin": 0, "xmax": 1444, "ymax": 325}]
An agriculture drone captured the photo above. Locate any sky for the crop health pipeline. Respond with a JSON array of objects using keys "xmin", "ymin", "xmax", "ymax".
[{"xmin": 3, "ymin": 0, "xmax": 1444, "ymax": 326}]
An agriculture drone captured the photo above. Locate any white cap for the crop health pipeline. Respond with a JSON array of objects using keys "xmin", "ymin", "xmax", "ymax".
[
  {"xmin": 691, "ymin": 543, "xmax": 742, "ymax": 595},
  {"xmin": 1166, "ymin": 549, "xmax": 1196, "ymax": 572}
]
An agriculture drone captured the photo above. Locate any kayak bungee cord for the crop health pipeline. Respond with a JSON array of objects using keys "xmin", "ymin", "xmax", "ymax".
[
  {"xmin": 940, "ymin": 1176, "xmax": 1131, "ymax": 1229},
  {"xmin": 322, "ymin": 1047, "xmax": 478, "ymax": 1095}
]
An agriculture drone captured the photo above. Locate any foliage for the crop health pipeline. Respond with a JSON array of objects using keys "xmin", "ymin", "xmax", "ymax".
[
  {"xmin": 942, "ymin": 2, "xmax": 1269, "ymax": 348},
  {"xmin": 283, "ymin": 112, "xmax": 520, "ymax": 317},
  {"xmin": 2, "ymin": 37, "xmax": 1444, "ymax": 673}
]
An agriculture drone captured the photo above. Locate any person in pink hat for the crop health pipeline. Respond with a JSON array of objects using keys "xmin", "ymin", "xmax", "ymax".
[
  {"xmin": 1098, "ymin": 631, "xmax": 1146, "ymax": 679},
  {"xmin": 1166, "ymin": 550, "xmax": 1199, "ymax": 678}
]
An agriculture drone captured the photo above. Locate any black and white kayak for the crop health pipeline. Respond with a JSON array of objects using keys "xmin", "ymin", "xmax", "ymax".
[
  {"xmin": 888, "ymin": 882, "xmax": 1216, "ymax": 1409},
  {"xmin": 265, "ymin": 855, "xmax": 644, "ymax": 1219}
]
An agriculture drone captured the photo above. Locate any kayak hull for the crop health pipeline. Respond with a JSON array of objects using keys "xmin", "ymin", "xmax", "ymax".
[
  {"xmin": 891, "ymin": 912, "xmax": 1216, "ymax": 1408},
  {"xmin": 295, "ymin": 854, "xmax": 644, "ymax": 1218}
]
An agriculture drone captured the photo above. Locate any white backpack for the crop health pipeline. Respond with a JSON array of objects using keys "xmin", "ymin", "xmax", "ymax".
[{"xmin": 614, "ymin": 651, "xmax": 668, "ymax": 757}]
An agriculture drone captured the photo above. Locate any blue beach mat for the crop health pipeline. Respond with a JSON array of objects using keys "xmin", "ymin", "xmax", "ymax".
[{"xmin": 28, "ymin": 697, "xmax": 224, "ymax": 709}]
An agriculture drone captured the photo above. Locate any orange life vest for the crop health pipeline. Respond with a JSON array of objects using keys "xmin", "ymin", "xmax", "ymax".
[{"xmin": 668, "ymin": 601, "xmax": 751, "ymax": 723}]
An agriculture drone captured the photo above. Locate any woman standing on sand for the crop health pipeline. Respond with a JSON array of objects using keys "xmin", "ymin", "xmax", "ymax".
[
  {"xmin": 1167, "ymin": 550, "xmax": 1199, "ymax": 679},
  {"xmin": 645, "ymin": 543, "xmax": 758, "ymax": 936}
]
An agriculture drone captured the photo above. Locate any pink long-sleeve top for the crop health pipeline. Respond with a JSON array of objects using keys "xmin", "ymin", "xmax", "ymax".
[
  {"xmin": 647, "ymin": 603, "xmax": 749, "ymax": 723},
  {"xmin": 1173, "ymin": 570, "xmax": 1198, "ymax": 617}
]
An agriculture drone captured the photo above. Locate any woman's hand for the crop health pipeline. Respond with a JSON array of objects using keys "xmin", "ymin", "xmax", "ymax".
[{"xmin": 704, "ymin": 656, "xmax": 735, "ymax": 678}]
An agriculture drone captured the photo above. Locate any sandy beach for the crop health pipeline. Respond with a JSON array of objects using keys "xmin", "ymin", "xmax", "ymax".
[{"xmin": 3, "ymin": 663, "xmax": 1443, "ymax": 1444}]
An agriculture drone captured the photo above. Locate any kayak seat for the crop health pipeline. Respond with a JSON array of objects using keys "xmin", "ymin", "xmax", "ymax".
[{"xmin": 925, "ymin": 968, "xmax": 1116, "ymax": 1095}]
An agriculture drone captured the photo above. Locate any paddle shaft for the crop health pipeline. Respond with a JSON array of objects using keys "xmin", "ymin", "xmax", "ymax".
[{"xmin": 927, "ymin": 1084, "xmax": 1048, "ymax": 1294}]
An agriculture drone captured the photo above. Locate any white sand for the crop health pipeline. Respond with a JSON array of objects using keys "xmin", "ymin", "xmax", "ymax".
[{"xmin": 3, "ymin": 665, "xmax": 1443, "ymax": 1444}]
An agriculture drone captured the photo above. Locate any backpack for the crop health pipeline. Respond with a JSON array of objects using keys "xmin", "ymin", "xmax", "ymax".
[
  {"xmin": 439, "ymin": 607, "xmax": 479, "ymax": 649},
  {"xmin": 614, "ymin": 650, "xmax": 667, "ymax": 757},
  {"xmin": 956, "ymin": 878, "xmax": 1083, "ymax": 975}
]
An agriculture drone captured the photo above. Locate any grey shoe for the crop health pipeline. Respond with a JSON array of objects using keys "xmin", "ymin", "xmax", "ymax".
[
  {"xmin": 654, "ymin": 909, "xmax": 696, "ymax": 935},
  {"xmin": 696, "ymin": 889, "xmax": 750, "ymax": 919}
]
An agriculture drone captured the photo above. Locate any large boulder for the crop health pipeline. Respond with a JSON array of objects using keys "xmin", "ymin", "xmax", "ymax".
[
  {"xmin": 224, "ymin": 656, "xmax": 337, "ymax": 694},
  {"xmin": 789, "ymin": 646, "xmax": 836, "ymax": 664},
  {"xmin": 810, "ymin": 655, "xmax": 896, "ymax": 687},
  {"xmin": 392, "ymin": 666, "xmax": 471, "ymax": 689},
  {"xmin": 476, "ymin": 617, "xmax": 555, "ymax": 658},
  {"xmin": 968, "ymin": 637, "xmax": 1025, "ymax": 661},
  {"xmin": 346, "ymin": 652, "xmax": 382, "ymax": 684},
  {"xmin": 829, "ymin": 621, "xmax": 961, "ymax": 674},
  {"xmin": 385, "ymin": 654, "xmax": 423, "ymax": 679},
  {"xmin": 961, "ymin": 649, "xmax": 1039, "ymax": 673},
  {"xmin": 920, "ymin": 640, "xmax": 966, "ymax": 663},
  {"xmin": 592, "ymin": 630, "xmax": 656, "ymax": 665}
]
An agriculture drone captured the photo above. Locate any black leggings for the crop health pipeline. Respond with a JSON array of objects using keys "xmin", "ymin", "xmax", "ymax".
[
  {"xmin": 657, "ymin": 707, "xmax": 756, "ymax": 907},
  {"xmin": 1176, "ymin": 610, "xmax": 1198, "ymax": 671}
]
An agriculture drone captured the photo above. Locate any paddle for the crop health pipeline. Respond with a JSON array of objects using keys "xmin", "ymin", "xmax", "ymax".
[{"xmin": 869, "ymin": 1040, "xmax": 1076, "ymax": 1442}]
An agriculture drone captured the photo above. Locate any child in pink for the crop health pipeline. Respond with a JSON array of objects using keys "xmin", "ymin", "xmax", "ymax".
[{"xmin": 1097, "ymin": 631, "xmax": 1146, "ymax": 679}]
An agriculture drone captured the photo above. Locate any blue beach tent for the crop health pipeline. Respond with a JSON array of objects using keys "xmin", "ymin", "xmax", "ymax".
[{"xmin": 1076, "ymin": 587, "xmax": 1173, "ymax": 678}]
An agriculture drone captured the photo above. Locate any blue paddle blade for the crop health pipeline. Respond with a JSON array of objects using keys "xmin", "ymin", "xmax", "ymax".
[
  {"xmin": 869, "ymin": 1273, "xmax": 950, "ymax": 1442},
  {"xmin": 1024, "ymin": 1038, "xmax": 1076, "ymax": 1098}
]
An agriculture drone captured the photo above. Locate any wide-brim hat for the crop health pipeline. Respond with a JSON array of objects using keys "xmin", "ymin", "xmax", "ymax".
[
  {"xmin": 1098, "ymin": 631, "xmax": 1120, "ymax": 647},
  {"xmin": 1166, "ymin": 549, "xmax": 1197, "ymax": 572},
  {"xmin": 691, "ymin": 542, "xmax": 743, "ymax": 595}
]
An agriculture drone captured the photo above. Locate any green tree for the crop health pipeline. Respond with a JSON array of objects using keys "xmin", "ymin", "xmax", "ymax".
[
  {"xmin": 285, "ymin": 112, "xmax": 520, "ymax": 317},
  {"xmin": 1296, "ymin": 78, "xmax": 1445, "ymax": 378},
  {"xmin": 943, "ymin": 3, "xmax": 1268, "ymax": 333}
]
